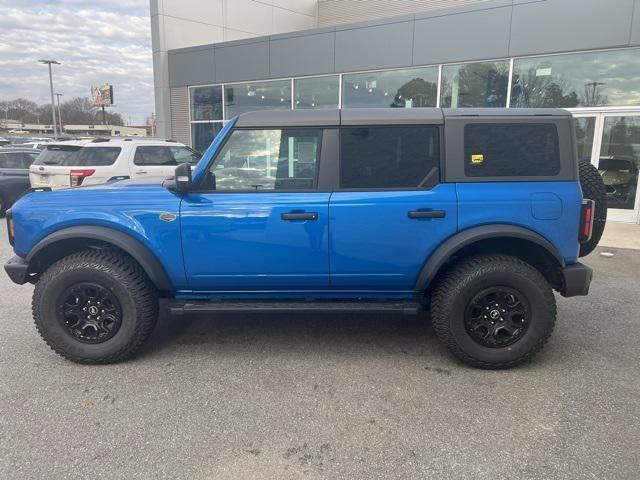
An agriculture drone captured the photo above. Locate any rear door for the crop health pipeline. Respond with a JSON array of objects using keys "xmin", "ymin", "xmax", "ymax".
[
  {"xmin": 180, "ymin": 127, "xmax": 330, "ymax": 291},
  {"xmin": 329, "ymin": 124, "xmax": 457, "ymax": 291}
]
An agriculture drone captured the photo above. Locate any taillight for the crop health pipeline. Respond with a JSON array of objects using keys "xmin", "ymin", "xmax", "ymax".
[
  {"xmin": 579, "ymin": 199, "xmax": 595, "ymax": 243},
  {"xmin": 6, "ymin": 209, "xmax": 15, "ymax": 246},
  {"xmin": 69, "ymin": 169, "xmax": 95, "ymax": 187}
]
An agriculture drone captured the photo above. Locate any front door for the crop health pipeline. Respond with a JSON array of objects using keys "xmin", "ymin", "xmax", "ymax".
[
  {"xmin": 180, "ymin": 127, "xmax": 330, "ymax": 292},
  {"xmin": 573, "ymin": 112, "xmax": 640, "ymax": 223}
]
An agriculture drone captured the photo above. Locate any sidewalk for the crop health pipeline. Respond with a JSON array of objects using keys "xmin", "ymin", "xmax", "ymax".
[{"xmin": 599, "ymin": 221, "xmax": 640, "ymax": 250}]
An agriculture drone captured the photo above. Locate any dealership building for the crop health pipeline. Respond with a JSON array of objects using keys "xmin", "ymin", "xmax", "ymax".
[{"xmin": 151, "ymin": 0, "xmax": 640, "ymax": 223}]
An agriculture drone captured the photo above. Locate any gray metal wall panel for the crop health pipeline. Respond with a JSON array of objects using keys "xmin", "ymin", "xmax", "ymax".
[
  {"xmin": 631, "ymin": 0, "xmax": 640, "ymax": 46},
  {"xmin": 334, "ymin": 20, "xmax": 414, "ymax": 71},
  {"xmin": 270, "ymin": 32, "xmax": 335, "ymax": 77},
  {"xmin": 169, "ymin": 87, "xmax": 190, "ymax": 146},
  {"xmin": 168, "ymin": 48, "xmax": 215, "ymax": 87},
  {"xmin": 510, "ymin": 0, "xmax": 635, "ymax": 56},
  {"xmin": 214, "ymin": 41, "xmax": 270, "ymax": 83},
  {"xmin": 413, "ymin": 6, "xmax": 511, "ymax": 65}
]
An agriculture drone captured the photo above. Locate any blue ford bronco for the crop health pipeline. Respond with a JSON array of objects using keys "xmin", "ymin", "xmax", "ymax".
[{"xmin": 4, "ymin": 108, "xmax": 607, "ymax": 368}]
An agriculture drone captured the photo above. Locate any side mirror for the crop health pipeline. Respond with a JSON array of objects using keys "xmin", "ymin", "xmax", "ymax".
[{"xmin": 174, "ymin": 162, "xmax": 192, "ymax": 192}]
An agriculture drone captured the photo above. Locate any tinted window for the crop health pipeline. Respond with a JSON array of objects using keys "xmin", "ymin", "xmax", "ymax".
[
  {"xmin": 192, "ymin": 122, "xmax": 224, "ymax": 154},
  {"xmin": 73, "ymin": 147, "xmax": 121, "ymax": 166},
  {"xmin": 340, "ymin": 126, "xmax": 439, "ymax": 188},
  {"xmin": 169, "ymin": 146, "xmax": 200, "ymax": 164},
  {"xmin": 33, "ymin": 146, "xmax": 80, "ymax": 165},
  {"xmin": 464, "ymin": 123, "xmax": 560, "ymax": 177},
  {"xmin": 134, "ymin": 146, "xmax": 174, "ymax": 166},
  {"xmin": 32, "ymin": 146, "xmax": 120, "ymax": 166},
  {"xmin": 190, "ymin": 86, "xmax": 223, "ymax": 121},
  {"xmin": 210, "ymin": 129, "xmax": 322, "ymax": 190}
]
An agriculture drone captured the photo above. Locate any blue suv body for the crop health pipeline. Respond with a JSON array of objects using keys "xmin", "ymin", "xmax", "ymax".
[{"xmin": 4, "ymin": 108, "xmax": 600, "ymax": 368}]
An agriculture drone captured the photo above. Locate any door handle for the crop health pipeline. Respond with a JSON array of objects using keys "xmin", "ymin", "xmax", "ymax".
[
  {"xmin": 281, "ymin": 212, "xmax": 318, "ymax": 221},
  {"xmin": 408, "ymin": 210, "xmax": 446, "ymax": 219},
  {"xmin": 137, "ymin": 170, "xmax": 148, "ymax": 174}
]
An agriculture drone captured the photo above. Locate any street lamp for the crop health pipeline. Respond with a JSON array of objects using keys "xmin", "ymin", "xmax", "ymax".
[
  {"xmin": 38, "ymin": 59, "xmax": 60, "ymax": 139},
  {"xmin": 55, "ymin": 93, "xmax": 63, "ymax": 134}
]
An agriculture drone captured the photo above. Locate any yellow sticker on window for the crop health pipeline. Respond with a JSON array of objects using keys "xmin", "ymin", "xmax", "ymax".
[{"xmin": 471, "ymin": 154, "xmax": 484, "ymax": 164}]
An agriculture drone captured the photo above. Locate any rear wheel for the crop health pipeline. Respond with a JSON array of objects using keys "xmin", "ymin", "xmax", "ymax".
[
  {"xmin": 430, "ymin": 254, "xmax": 556, "ymax": 369},
  {"xmin": 32, "ymin": 249, "xmax": 158, "ymax": 364},
  {"xmin": 578, "ymin": 159, "xmax": 607, "ymax": 257}
]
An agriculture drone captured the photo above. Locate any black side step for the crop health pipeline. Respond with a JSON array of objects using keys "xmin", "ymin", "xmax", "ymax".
[{"xmin": 169, "ymin": 301, "xmax": 422, "ymax": 316}]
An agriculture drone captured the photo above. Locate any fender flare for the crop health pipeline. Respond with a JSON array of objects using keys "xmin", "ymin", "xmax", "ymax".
[
  {"xmin": 26, "ymin": 226, "xmax": 174, "ymax": 292},
  {"xmin": 414, "ymin": 224, "xmax": 566, "ymax": 291}
]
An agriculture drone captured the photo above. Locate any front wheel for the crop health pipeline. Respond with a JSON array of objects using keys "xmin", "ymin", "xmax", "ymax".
[
  {"xmin": 430, "ymin": 254, "xmax": 556, "ymax": 369},
  {"xmin": 32, "ymin": 249, "xmax": 159, "ymax": 364}
]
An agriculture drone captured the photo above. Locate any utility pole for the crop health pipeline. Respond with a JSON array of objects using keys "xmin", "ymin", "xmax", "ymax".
[
  {"xmin": 55, "ymin": 93, "xmax": 63, "ymax": 134},
  {"xmin": 38, "ymin": 59, "xmax": 60, "ymax": 139}
]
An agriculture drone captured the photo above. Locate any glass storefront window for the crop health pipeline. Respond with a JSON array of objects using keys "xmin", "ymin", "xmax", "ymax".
[
  {"xmin": 190, "ymin": 86, "xmax": 223, "ymax": 121},
  {"xmin": 598, "ymin": 116, "xmax": 640, "ymax": 210},
  {"xmin": 224, "ymin": 80, "xmax": 291, "ymax": 118},
  {"xmin": 511, "ymin": 49, "xmax": 640, "ymax": 108},
  {"xmin": 191, "ymin": 122, "xmax": 224, "ymax": 154},
  {"xmin": 294, "ymin": 76, "xmax": 339, "ymax": 109},
  {"xmin": 575, "ymin": 117, "xmax": 596, "ymax": 162},
  {"xmin": 342, "ymin": 67, "xmax": 438, "ymax": 108},
  {"xmin": 440, "ymin": 61, "xmax": 509, "ymax": 108}
]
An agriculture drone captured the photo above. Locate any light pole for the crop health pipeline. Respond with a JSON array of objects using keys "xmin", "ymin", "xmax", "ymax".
[
  {"xmin": 38, "ymin": 59, "xmax": 60, "ymax": 139},
  {"xmin": 55, "ymin": 93, "xmax": 63, "ymax": 134}
]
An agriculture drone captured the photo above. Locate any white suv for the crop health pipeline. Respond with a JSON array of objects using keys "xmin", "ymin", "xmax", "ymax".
[{"xmin": 29, "ymin": 138, "xmax": 200, "ymax": 189}]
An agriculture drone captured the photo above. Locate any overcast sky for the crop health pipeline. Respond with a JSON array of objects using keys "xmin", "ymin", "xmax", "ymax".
[{"xmin": 0, "ymin": 0, "xmax": 153, "ymax": 124}]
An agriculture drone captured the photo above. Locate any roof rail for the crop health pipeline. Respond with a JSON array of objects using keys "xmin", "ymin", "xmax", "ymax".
[{"xmin": 91, "ymin": 137, "xmax": 110, "ymax": 143}]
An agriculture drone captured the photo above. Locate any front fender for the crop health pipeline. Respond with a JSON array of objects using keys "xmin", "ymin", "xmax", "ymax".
[{"xmin": 26, "ymin": 226, "xmax": 174, "ymax": 292}]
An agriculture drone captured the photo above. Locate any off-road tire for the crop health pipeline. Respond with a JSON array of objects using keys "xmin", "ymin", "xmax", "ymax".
[
  {"xmin": 32, "ymin": 249, "xmax": 158, "ymax": 364},
  {"xmin": 430, "ymin": 254, "xmax": 556, "ymax": 369},
  {"xmin": 578, "ymin": 159, "xmax": 607, "ymax": 257}
]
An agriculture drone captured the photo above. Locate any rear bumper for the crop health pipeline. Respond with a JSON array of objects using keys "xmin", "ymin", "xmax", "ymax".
[
  {"xmin": 4, "ymin": 255, "xmax": 29, "ymax": 285},
  {"xmin": 559, "ymin": 262, "xmax": 593, "ymax": 297}
]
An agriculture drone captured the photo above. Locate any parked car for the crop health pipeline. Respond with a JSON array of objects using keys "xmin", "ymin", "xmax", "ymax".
[
  {"xmin": 29, "ymin": 138, "xmax": 201, "ymax": 188},
  {"xmin": 598, "ymin": 155, "xmax": 639, "ymax": 209},
  {"xmin": 0, "ymin": 148, "xmax": 40, "ymax": 215},
  {"xmin": 5, "ymin": 108, "xmax": 607, "ymax": 368},
  {"xmin": 20, "ymin": 142, "xmax": 48, "ymax": 150},
  {"xmin": 0, "ymin": 138, "xmax": 10, "ymax": 147}
]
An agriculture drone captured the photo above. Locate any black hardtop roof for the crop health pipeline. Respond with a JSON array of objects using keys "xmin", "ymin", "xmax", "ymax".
[{"xmin": 234, "ymin": 108, "xmax": 571, "ymax": 128}]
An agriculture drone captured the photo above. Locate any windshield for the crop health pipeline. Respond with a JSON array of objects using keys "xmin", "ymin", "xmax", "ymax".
[{"xmin": 33, "ymin": 145, "xmax": 121, "ymax": 166}]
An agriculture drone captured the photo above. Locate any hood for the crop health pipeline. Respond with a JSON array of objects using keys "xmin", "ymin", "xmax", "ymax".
[{"xmin": 600, "ymin": 170, "xmax": 634, "ymax": 186}]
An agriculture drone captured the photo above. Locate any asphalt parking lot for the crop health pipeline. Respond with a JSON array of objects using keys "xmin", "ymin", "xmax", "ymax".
[{"xmin": 0, "ymin": 223, "xmax": 638, "ymax": 480}]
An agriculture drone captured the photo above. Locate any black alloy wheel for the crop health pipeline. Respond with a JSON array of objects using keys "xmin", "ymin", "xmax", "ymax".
[
  {"xmin": 59, "ymin": 282, "xmax": 123, "ymax": 343},
  {"xmin": 464, "ymin": 287, "xmax": 530, "ymax": 348}
]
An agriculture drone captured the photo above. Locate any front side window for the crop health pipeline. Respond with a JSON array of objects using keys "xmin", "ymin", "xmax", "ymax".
[
  {"xmin": 134, "ymin": 146, "xmax": 174, "ymax": 166},
  {"xmin": 209, "ymin": 129, "xmax": 322, "ymax": 191},
  {"xmin": 169, "ymin": 146, "xmax": 200, "ymax": 164},
  {"xmin": 340, "ymin": 126, "xmax": 440, "ymax": 189},
  {"xmin": 464, "ymin": 123, "xmax": 560, "ymax": 177}
]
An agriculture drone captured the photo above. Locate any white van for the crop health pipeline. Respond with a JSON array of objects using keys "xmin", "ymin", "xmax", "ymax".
[{"xmin": 29, "ymin": 138, "xmax": 200, "ymax": 188}]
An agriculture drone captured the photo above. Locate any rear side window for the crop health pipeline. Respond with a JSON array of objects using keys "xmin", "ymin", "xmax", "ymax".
[
  {"xmin": 73, "ymin": 147, "xmax": 121, "ymax": 166},
  {"xmin": 464, "ymin": 123, "xmax": 560, "ymax": 177},
  {"xmin": 169, "ymin": 146, "xmax": 200, "ymax": 164},
  {"xmin": 134, "ymin": 146, "xmax": 175, "ymax": 166},
  {"xmin": 340, "ymin": 126, "xmax": 439, "ymax": 189}
]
